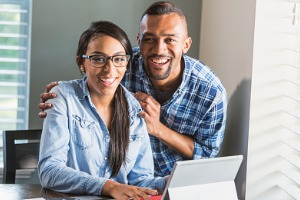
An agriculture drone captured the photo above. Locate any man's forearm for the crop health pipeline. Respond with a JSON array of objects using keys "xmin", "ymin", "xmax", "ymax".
[{"xmin": 150, "ymin": 122, "xmax": 194, "ymax": 159}]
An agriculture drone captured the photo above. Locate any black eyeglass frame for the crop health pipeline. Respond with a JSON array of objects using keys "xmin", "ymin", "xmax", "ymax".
[{"xmin": 81, "ymin": 54, "xmax": 131, "ymax": 68}]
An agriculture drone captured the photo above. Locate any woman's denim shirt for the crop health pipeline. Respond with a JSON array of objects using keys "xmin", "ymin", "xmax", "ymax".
[{"xmin": 38, "ymin": 77, "xmax": 166, "ymax": 196}]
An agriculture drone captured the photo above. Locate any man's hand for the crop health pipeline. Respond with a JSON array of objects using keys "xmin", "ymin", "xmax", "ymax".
[
  {"xmin": 134, "ymin": 91, "xmax": 163, "ymax": 137},
  {"xmin": 38, "ymin": 81, "xmax": 58, "ymax": 118},
  {"xmin": 135, "ymin": 91, "xmax": 194, "ymax": 159},
  {"xmin": 102, "ymin": 180, "xmax": 158, "ymax": 200}
]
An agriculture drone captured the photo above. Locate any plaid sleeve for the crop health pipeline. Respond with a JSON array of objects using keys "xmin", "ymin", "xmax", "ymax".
[{"xmin": 193, "ymin": 88, "xmax": 227, "ymax": 159}]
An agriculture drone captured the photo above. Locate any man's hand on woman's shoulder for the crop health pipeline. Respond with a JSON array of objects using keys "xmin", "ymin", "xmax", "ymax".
[{"xmin": 38, "ymin": 81, "xmax": 58, "ymax": 118}]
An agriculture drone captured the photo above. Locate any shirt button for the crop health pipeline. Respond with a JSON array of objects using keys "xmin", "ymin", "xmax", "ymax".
[
  {"xmin": 105, "ymin": 135, "xmax": 110, "ymax": 142},
  {"xmin": 104, "ymin": 157, "xmax": 107, "ymax": 160}
]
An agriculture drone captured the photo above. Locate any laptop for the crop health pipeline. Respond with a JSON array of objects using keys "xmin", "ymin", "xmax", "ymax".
[
  {"xmin": 161, "ymin": 155, "xmax": 243, "ymax": 200},
  {"xmin": 68, "ymin": 155, "xmax": 243, "ymax": 200}
]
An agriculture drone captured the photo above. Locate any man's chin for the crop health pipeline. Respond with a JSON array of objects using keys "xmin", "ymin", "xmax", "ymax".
[{"xmin": 149, "ymin": 73, "xmax": 170, "ymax": 80}]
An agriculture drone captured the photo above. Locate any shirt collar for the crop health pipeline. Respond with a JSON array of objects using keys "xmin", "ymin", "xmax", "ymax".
[
  {"xmin": 76, "ymin": 76, "xmax": 89, "ymax": 100},
  {"xmin": 76, "ymin": 76, "xmax": 142, "ymax": 116}
]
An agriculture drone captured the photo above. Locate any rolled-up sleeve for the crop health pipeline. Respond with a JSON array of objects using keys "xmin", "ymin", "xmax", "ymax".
[{"xmin": 193, "ymin": 88, "xmax": 227, "ymax": 159}]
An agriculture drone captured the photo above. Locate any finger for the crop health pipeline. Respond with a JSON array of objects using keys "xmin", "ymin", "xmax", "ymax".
[
  {"xmin": 133, "ymin": 189, "xmax": 154, "ymax": 200},
  {"xmin": 134, "ymin": 92, "xmax": 150, "ymax": 103},
  {"xmin": 45, "ymin": 81, "xmax": 58, "ymax": 92},
  {"xmin": 139, "ymin": 100, "xmax": 159, "ymax": 117},
  {"xmin": 38, "ymin": 103, "xmax": 52, "ymax": 112},
  {"xmin": 138, "ymin": 101, "xmax": 147, "ymax": 110},
  {"xmin": 125, "ymin": 192, "xmax": 137, "ymax": 200},
  {"xmin": 38, "ymin": 112, "xmax": 47, "ymax": 118},
  {"xmin": 138, "ymin": 188, "xmax": 158, "ymax": 196},
  {"xmin": 133, "ymin": 186, "xmax": 157, "ymax": 198},
  {"xmin": 136, "ymin": 94, "xmax": 159, "ymax": 110},
  {"xmin": 127, "ymin": 191, "xmax": 147, "ymax": 200},
  {"xmin": 40, "ymin": 93, "xmax": 56, "ymax": 103},
  {"xmin": 138, "ymin": 110, "xmax": 147, "ymax": 119},
  {"xmin": 138, "ymin": 102, "xmax": 153, "ymax": 117}
]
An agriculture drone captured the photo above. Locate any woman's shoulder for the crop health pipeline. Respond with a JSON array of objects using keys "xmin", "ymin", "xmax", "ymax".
[
  {"xmin": 52, "ymin": 79, "xmax": 84, "ymax": 94},
  {"xmin": 121, "ymin": 85, "xmax": 142, "ymax": 113}
]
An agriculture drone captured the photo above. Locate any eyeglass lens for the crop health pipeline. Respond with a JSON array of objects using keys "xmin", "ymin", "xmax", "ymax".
[{"xmin": 91, "ymin": 55, "xmax": 129, "ymax": 68}]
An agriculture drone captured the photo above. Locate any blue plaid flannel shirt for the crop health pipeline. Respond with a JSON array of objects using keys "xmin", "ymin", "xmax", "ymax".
[{"xmin": 121, "ymin": 48, "xmax": 227, "ymax": 176}]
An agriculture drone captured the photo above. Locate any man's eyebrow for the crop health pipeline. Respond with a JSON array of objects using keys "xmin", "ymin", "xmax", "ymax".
[
  {"xmin": 141, "ymin": 32, "xmax": 155, "ymax": 37},
  {"xmin": 163, "ymin": 33, "xmax": 178, "ymax": 37},
  {"xmin": 142, "ymin": 32, "xmax": 178, "ymax": 37}
]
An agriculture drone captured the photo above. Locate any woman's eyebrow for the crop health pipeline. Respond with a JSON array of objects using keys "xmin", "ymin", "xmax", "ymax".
[
  {"xmin": 90, "ymin": 51, "xmax": 105, "ymax": 55},
  {"xmin": 91, "ymin": 52, "xmax": 127, "ymax": 56}
]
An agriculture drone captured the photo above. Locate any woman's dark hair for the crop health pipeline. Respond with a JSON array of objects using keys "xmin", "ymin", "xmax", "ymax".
[{"xmin": 76, "ymin": 21, "xmax": 132, "ymax": 178}]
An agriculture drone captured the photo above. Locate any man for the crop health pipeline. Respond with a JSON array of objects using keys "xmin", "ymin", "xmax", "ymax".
[{"xmin": 39, "ymin": 1, "xmax": 227, "ymax": 177}]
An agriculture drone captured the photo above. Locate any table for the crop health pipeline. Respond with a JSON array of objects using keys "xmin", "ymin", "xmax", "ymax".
[
  {"xmin": 0, "ymin": 184, "xmax": 43, "ymax": 199},
  {"xmin": 0, "ymin": 184, "xmax": 160, "ymax": 200},
  {"xmin": 0, "ymin": 184, "xmax": 78, "ymax": 200}
]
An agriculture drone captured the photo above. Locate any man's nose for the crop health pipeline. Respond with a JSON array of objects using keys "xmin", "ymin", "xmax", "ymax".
[{"xmin": 152, "ymin": 39, "xmax": 167, "ymax": 55}]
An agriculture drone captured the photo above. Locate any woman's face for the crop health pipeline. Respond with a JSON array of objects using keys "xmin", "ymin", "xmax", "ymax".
[{"xmin": 81, "ymin": 35, "xmax": 127, "ymax": 98}]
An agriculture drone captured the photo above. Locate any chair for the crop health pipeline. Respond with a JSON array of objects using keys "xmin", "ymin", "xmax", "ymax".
[{"xmin": 2, "ymin": 129, "xmax": 42, "ymax": 184}]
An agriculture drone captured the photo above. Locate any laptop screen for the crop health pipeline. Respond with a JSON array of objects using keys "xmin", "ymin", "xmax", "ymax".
[{"xmin": 161, "ymin": 155, "xmax": 243, "ymax": 200}]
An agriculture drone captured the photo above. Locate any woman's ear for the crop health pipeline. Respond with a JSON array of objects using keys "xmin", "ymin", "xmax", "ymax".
[{"xmin": 80, "ymin": 65, "xmax": 85, "ymax": 73}]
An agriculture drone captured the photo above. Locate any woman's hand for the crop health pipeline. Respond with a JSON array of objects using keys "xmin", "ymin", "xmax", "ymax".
[{"xmin": 102, "ymin": 180, "xmax": 158, "ymax": 200}]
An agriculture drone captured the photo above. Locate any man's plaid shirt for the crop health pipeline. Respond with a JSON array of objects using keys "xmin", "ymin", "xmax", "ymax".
[{"xmin": 121, "ymin": 48, "xmax": 227, "ymax": 176}]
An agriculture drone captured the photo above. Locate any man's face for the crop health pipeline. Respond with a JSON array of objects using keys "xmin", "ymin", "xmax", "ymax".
[{"xmin": 138, "ymin": 13, "xmax": 192, "ymax": 82}]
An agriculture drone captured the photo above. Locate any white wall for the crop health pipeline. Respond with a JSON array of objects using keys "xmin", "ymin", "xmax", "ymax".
[{"xmin": 199, "ymin": 1, "xmax": 256, "ymax": 199}]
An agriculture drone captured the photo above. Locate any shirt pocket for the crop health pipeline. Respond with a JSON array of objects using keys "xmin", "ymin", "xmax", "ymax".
[{"xmin": 71, "ymin": 114, "xmax": 96, "ymax": 150}]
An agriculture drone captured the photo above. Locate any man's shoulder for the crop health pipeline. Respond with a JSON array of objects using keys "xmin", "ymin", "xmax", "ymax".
[
  {"xmin": 183, "ymin": 55, "xmax": 226, "ymax": 93},
  {"xmin": 125, "ymin": 46, "xmax": 144, "ymax": 77},
  {"xmin": 184, "ymin": 55, "xmax": 211, "ymax": 74},
  {"xmin": 132, "ymin": 47, "xmax": 141, "ymax": 65},
  {"xmin": 132, "ymin": 46, "xmax": 140, "ymax": 54},
  {"xmin": 184, "ymin": 55, "xmax": 219, "ymax": 80}
]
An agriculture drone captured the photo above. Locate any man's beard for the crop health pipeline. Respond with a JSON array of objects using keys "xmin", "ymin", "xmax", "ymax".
[{"xmin": 144, "ymin": 60, "xmax": 172, "ymax": 80}]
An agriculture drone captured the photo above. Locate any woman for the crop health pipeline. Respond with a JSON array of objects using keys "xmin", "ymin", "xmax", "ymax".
[{"xmin": 38, "ymin": 20, "xmax": 166, "ymax": 200}]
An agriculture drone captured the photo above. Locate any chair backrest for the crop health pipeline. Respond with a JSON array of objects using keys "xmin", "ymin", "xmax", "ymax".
[{"xmin": 2, "ymin": 129, "xmax": 42, "ymax": 184}]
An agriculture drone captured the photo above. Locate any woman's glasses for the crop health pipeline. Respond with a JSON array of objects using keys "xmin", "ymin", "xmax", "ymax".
[{"xmin": 82, "ymin": 54, "xmax": 130, "ymax": 68}]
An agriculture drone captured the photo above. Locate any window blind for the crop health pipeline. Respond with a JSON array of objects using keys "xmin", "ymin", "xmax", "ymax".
[
  {"xmin": 0, "ymin": 0, "xmax": 31, "ymax": 173},
  {"xmin": 247, "ymin": 0, "xmax": 300, "ymax": 199},
  {"xmin": 0, "ymin": 0, "xmax": 31, "ymax": 131}
]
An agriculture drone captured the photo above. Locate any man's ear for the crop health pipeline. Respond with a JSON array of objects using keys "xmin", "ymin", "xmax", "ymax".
[
  {"xmin": 183, "ymin": 37, "xmax": 192, "ymax": 54},
  {"xmin": 137, "ymin": 33, "xmax": 141, "ymax": 46}
]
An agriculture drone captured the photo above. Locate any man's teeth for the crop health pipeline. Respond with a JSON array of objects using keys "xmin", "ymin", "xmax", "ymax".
[{"xmin": 152, "ymin": 58, "xmax": 168, "ymax": 64}]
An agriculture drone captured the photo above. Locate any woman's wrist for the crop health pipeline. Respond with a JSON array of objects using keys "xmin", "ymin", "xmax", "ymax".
[{"xmin": 101, "ymin": 179, "xmax": 119, "ymax": 196}]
